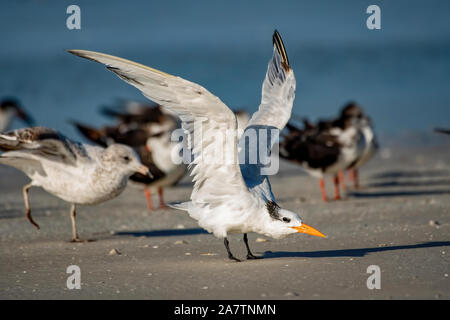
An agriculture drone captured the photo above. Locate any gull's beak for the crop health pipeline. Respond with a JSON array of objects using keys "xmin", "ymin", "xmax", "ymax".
[
  {"xmin": 291, "ymin": 223, "xmax": 326, "ymax": 238},
  {"xmin": 137, "ymin": 165, "xmax": 153, "ymax": 178}
]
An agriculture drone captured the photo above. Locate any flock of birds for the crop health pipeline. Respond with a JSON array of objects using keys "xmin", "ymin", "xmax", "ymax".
[{"xmin": 0, "ymin": 30, "xmax": 381, "ymax": 261}]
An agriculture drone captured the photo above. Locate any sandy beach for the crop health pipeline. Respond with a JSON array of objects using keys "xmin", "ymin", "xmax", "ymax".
[{"xmin": 0, "ymin": 144, "xmax": 448, "ymax": 299}]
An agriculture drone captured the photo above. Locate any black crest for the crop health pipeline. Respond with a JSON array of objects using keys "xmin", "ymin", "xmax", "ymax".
[{"xmin": 266, "ymin": 200, "xmax": 281, "ymax": 220}]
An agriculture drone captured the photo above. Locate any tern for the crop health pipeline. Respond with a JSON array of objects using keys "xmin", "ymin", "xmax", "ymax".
[{"xmin": 68, "ymin": 30, "xmax": 325, "ymax": 260}]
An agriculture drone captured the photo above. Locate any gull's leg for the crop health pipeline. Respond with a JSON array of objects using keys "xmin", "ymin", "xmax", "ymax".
[
  {"xmin": 144, "ymin": 187, "xmax": 154, "ymax": 211},
  {"xmin": 23, "ymin": 183, "xmax": 40, "ymax": 229},
  {"xmin": 348, "ymin": 168, "xmax": 354, "ymax": 182},
  {"xmin": 158, "ymin": 187, "xmax": 166, "ymax": 209},
  {"xmin": 70, "ymin": 204, "xmax": 81, "ymax": 242},
  {"xmin": 353, "ymin": 168, "xmax": 359, "ymax": 189},
  {"xmin": 243, "ymin": 233, "xmax": 263, "ymax": 260},
  {"xmin": 333, "ymin": 175, "xmax": 341, "ymax": 200},
  {"xmin": 338, "ymin": 171, "xmax": 346, "ymax": 190},
  {"xmin": 319, "ymin": 178, "xmax": 328, "ymax": 202},
  {"xmin": 224, "ymin": 237, "xmax": 241, "ymax": 262}
]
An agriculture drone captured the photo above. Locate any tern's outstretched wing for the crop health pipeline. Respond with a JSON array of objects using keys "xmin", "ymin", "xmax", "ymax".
[
  {"xmin": 246, "ymin": 30, "xmax": 296, "ymax": 131},
  {"xmin": 239, "ymin": 30, "xmax": 296, "ymax": 201},
  {"xmin": 68, "ymin": 49, "xmax": 253, "ymax": 207}
]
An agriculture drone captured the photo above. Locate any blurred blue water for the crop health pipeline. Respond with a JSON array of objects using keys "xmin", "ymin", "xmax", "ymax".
[{"xmin": 1, "ymin": 0, "xmax": 449, "ymax": 142}]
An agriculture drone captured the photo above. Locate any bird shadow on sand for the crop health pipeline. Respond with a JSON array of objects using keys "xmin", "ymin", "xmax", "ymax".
[
  {"xmin": 348, "ymin": 190, "xmax": 450, "ymax": 198},
  {"xmin": 367, "ymin": 179, "xmax": 450, "ymax": 188},
  {"xmin": 370, "ymin": 170, "xmax": 450, "ymax": 180},
  {"xmin": 261, "ymin": 241, "xmax": 450, "ymax": 259},
  {"xmin": 114, "ymin": 228, "xmax": 208, "ymax": 237}
]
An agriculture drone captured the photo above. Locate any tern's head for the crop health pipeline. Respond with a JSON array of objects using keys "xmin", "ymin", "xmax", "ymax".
[
  {"xmin": 263, "ymin": 201, "xmax": 326, "ymax": 239},
  {"xmin": 103, "ymin": 144, "xmax": 151, "ymax": 177}
]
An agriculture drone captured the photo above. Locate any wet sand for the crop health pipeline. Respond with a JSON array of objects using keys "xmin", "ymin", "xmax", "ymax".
[{"xmin": 0, "ymin": 145, "xmax": 449, "ymax": 299}]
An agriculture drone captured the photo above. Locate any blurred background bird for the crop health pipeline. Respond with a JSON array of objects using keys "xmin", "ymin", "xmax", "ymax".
[
  {"xmin": 0, "ymin": 98, "xmax": 35, "ymax": 132},
  {"xmin": 0, "ymin": 126, "xmax": 150, "ymax": 241},
  {"xmin": 70, "ymin": 99, "xmax": 187, "ymax": 210},
  {"xmin": 280, "ymin": 102, "xmax": 377, "ymax": 201}
]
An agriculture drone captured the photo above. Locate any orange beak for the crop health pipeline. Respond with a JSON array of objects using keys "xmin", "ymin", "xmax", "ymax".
[{"xmin": 291, "ymin": 223, "xmax": 326, "ymax": 238}]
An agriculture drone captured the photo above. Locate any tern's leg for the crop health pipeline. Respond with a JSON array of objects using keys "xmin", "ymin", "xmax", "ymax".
[
  {"xmin": 144, "ymin": 187, "xmax": 154, "ymax": 211},
  {"xmin": 23, "ymin": 183, "xmax": 40, "ymax": 229},
  {"xmin": 243, "ymin": 233, "xmax": 263, "ymax": 259},
  {"xmin": 353, "ymin": 169, "xmax": 359, "ymax": 189},
  {"xmin": 319, "ymin": 178, "xmax": 328, "ymax": 202},
  {"xmin": 70, "ymin": 204, "xmax": 81, "ymax": 242},
  {"xmin": 224, "ymin": 237, "xmax": 241, "ymax": 262},
  {"xmin": 338, "ymin": 171, "xmax": 346, "ymax": 190},
  {"xmin": 158, "ymin": 187, "xmax": 166, "ymax": 209},
  {"xmin": 333, "ymin": 175, "xmax": 341, "ymax": 200}
]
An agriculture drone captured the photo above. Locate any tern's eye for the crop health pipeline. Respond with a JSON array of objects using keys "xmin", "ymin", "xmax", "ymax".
[{"xmin": 282, "ymin": 217, "xmax": 290, "ymax": 223}]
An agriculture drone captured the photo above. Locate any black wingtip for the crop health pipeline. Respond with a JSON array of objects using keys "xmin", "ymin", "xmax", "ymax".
[{"xmin": 272, "ymin": 29, "xmax": 290, "ymax": 69}]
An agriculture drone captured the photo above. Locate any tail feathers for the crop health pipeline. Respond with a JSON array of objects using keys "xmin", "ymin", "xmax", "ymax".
[{"xmin": 167, "ymin": 201, "xmax": 191, "ymax": 211}]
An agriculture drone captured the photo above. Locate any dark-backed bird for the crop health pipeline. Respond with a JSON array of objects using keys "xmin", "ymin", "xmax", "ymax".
[{"xmin": 280, "ymin": 102, "xmax": 374, "ymax": 201}]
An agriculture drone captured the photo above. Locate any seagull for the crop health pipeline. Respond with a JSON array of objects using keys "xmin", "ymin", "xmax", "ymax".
[
  {"xmin": 0, "ymin": 127, "xmax": 150, "ymax": 242},
  {"xmin": 68, "ymin": 30, "xmax": 326, "ymax": 261},
  {"xmin": 71, "ymin": 120, "xmax": 187, "ymax": 210},
  {"xmin": 0, "ymin": 98, "xmax": 35, "ymax": 132}
]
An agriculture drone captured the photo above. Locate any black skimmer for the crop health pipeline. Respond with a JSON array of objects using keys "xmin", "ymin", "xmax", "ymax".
[{"xmin": 280, "ymin": 102, "xmax": 372, "ymax": 201}]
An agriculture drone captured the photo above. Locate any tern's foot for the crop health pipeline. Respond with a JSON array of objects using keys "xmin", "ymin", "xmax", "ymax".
[
  {"xmin": 228, "ymin": 255, "xmax": 241, "ymax": 262},
  {"xmin": 247, "ymin": 253, "xmax": 263, "ymax": 260}
]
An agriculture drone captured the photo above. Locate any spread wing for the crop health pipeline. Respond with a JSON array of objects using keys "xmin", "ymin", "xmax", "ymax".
[
  {"xmin": 68, "ymin": 49, "xmax": 254, "ymax": 207},
  {"xmin": 0, "ymin": 127, "xmax": 86, "ymax": 166},
  {"xmin": 246, "ymin": 30, "xmax": 296, "ymax": 131},
  {"xmin": 239, "ymin": 30, "xmax": 296, "ymax": 201}
]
